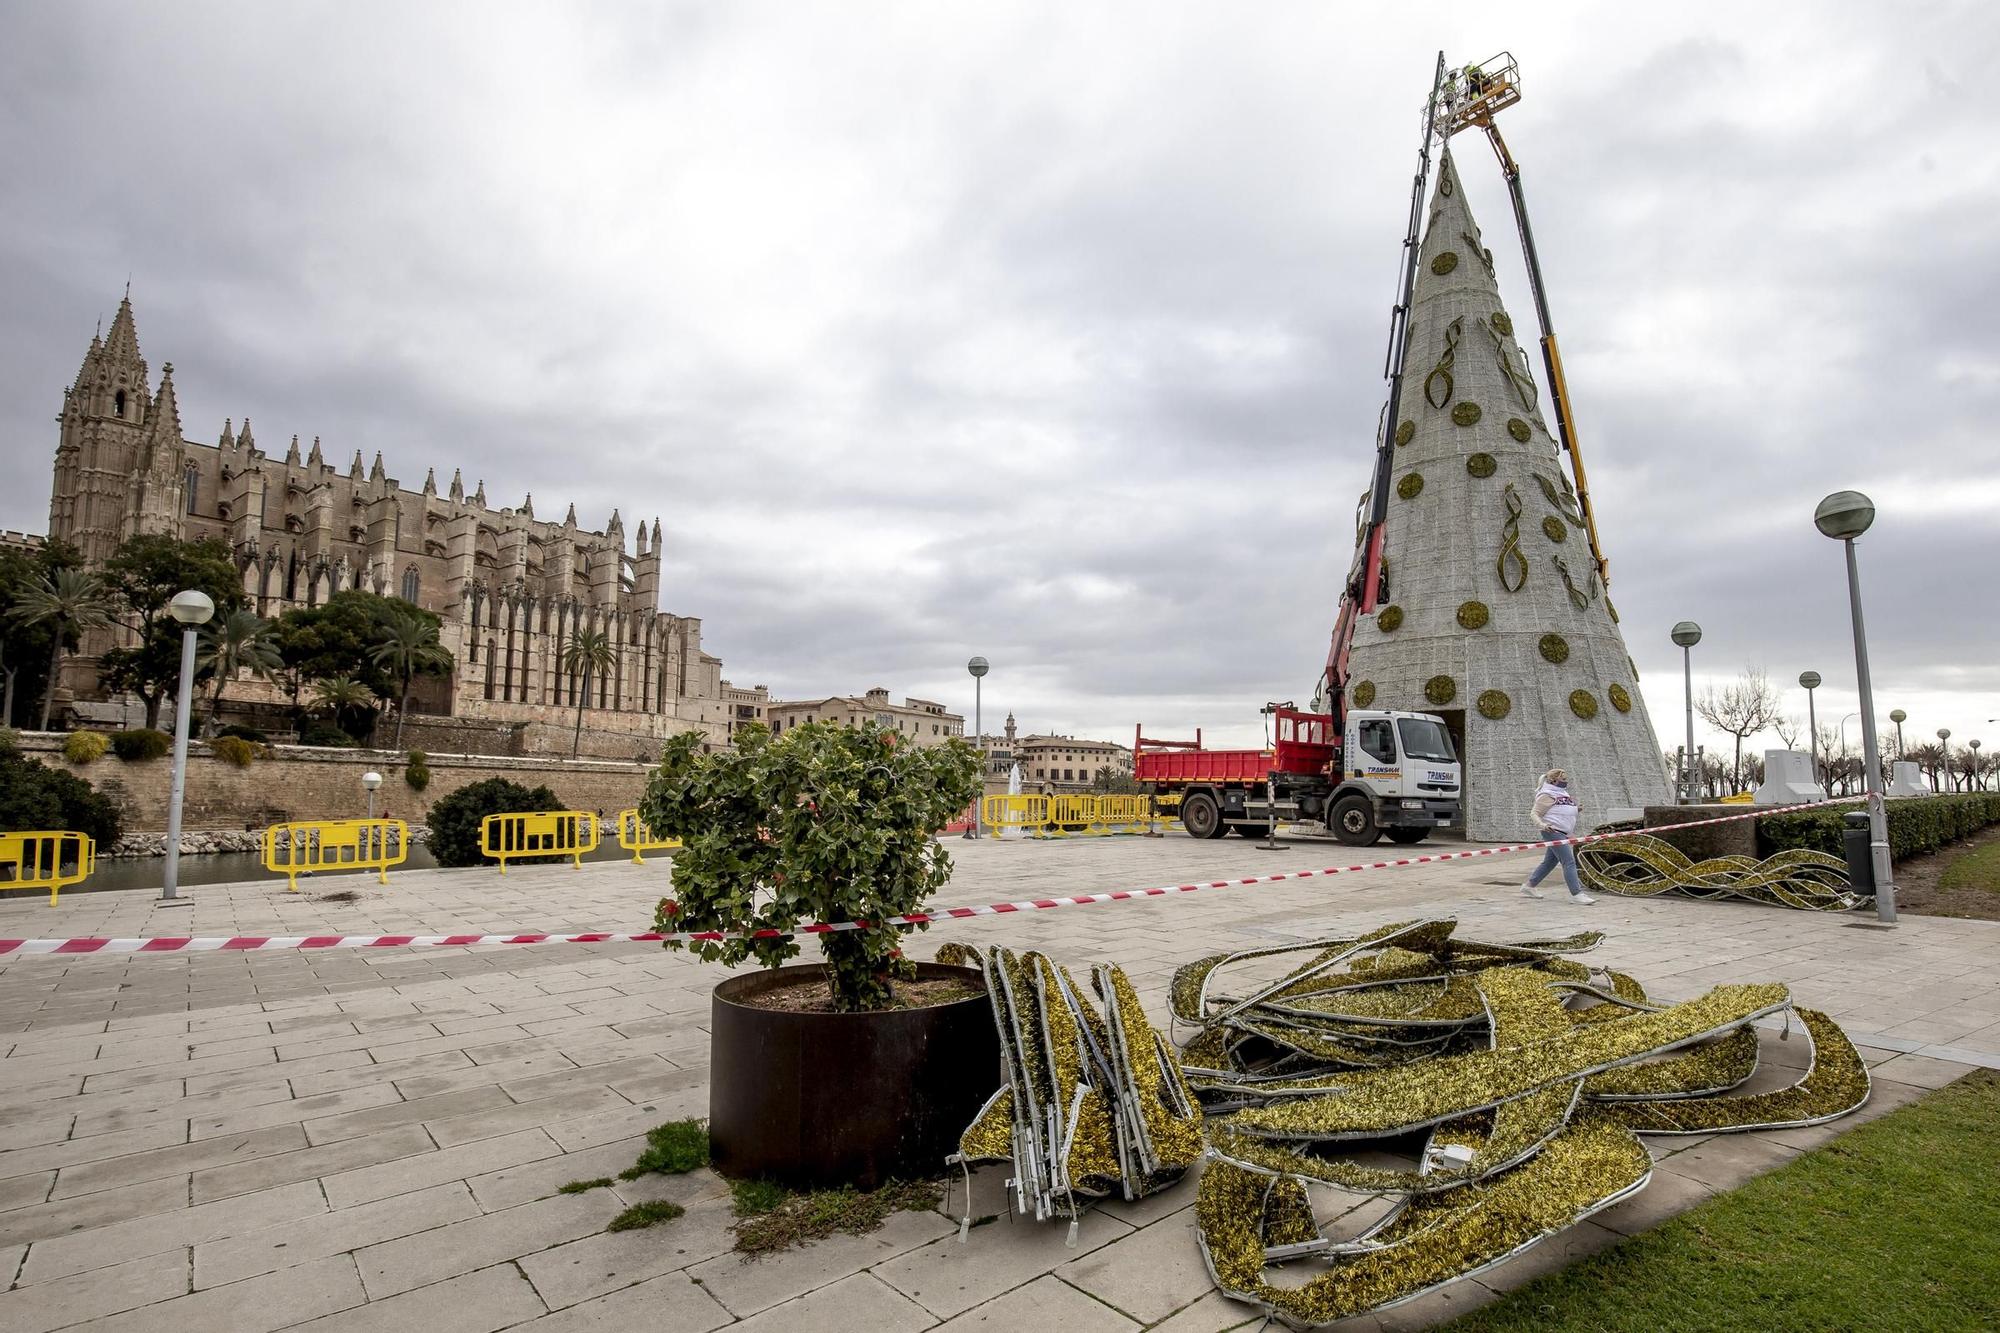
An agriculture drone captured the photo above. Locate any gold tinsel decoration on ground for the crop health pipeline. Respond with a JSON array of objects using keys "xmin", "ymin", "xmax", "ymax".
[
  {"xmin": 948, "ymin": 921, "xmax": 1868, "ymax": 1328},
  {"xmin": 1576, "ymin": 835, "xmax": 1862, "ymax": 911}
]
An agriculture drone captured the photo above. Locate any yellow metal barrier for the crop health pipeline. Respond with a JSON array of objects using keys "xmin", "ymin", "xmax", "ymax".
[
  {"xmin": 1150, "ymin": 792, "xmax": 1181, "ymax": 834},
  {"xmin": 262, "ymin": 820, "xmax": 407, "ymax": 893},
  {"xmin": 0, "ymin": 831, "xmax": 95, "ymax": 906},
  {"xmin": 982, "ymin": 794, "xmax": 1051, "ymax": 837},
  {"xmin": 1096, "ymin": 794, "xmax": 1151, "ymax": 832},
  {"xmin": 1049, "ymin": 793, "xmax": 1102, "ymax": 836},
  {"xmin": 481, "ymin": 811, "xmax": 600, "ymax": 874},
  {"xmin": 616, "ymin": 808, "xmax": 681, "ymax": 864}
]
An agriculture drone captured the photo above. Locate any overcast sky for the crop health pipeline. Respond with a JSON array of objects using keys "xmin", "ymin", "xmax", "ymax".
[{"xmin": 2, "ymin": 2, "xmax": 1995, "ymax": 760}]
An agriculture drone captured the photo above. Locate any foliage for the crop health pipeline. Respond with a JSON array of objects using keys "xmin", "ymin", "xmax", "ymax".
[
  {"xmin": 1506, "ymin": 417, "xmax": 1532, "ymax": 442},
  {"xmin": 1939, "ymin": 836, "xmax": 2000, "ymax": 896},
  {"xmin": 271, "ymin": 590, "xmax": 416, "ymax": 702},
  {"xmin": 640, "ymin": 720, "xmax": 982, "ymax": 1013},
  {"xmin": 109, "ymin": 728, "xmax": 171, "ymax": 761},
  {"xmin": 731, "ymin": 1178, "xmax": 943, "ymax": 1257},
  {"xmin": 307, "ymin": 674, "xmax": 377, "ymax": 741},
  {"xmin": 218, "ymin": 723, "xmax": 268, "ymax": 743},
  {"xmin": 627, "ymin": 1118, "xmax": 709, "ymax": 1176},
  {"xmin": 559, "ymin": 626, "xmax": 618, "ymax": 758},
  {"xmin": 1089, "ymin": 766, "xmax": 1146, "ymax": 795},
  {"xmin": 1609, "ymin": 683, "xmax": 1633, "ymax": 713},
  {"xmin": 558, "ymin": 1178, "xmax": 613, "ymax": 1194},
  {"xmin": 211, "ymin": 735, "xmax": 258, "ymax": 767},
  {"xmin": 1697, "ymin": 668, "xmax": 1783, "ymax": 794},
  {"xmin": 1456, "ymin": 601, "xmax": 1489, "ymax": 630},
  {"xmin": 1444, "ymin": 1071, "xmax": 2000, "ymax": 1333},
  {"xmin": 1424, "ymin": 675, "xmax": 1456, "ymax": 706},
  {"xmin": 1570, "ymin": 689, "xmax": 1599, "ymax": 720},
  {"xmin": 1430, "ymin": 251, "xmax": 1458, "ymax": 275},
  {"xmin": 0, "ymin": 749, "xmax": 122, "ymax": 845},
  {"xmin": 63, "ymin": 731, "xmax": 108, "ymax": 764},
  {"xmin": 1397, "ymin": 472, "xmax": 1424, "ymax": 500},
  {"xmin": 197, "ymin": 609, "xmax": 283, "ymax": 735},
  {"xmin": 403, "ymin": 749, "xmax": 431, "ymax": 791},
  {"xmin": 427, "ymin": 777, "xmax": 563, "ymax": 868},
  {"xmin": 0, "ymin": 541, "xmax": 82, "ymax": 729},
  {"xmin": 0, "ymin": 727, "xmax": 20, "ymax": 756},
  {"xmin": 606, "ymin": 1200, "xmax": 685, "ymax": 1232},
  {"xmin": 1758, "ymin": 793, "xmax": 2000, "ymax": 861},
  {"xmin": 1376, "ymin": 606, "xmax": 1404, "ymax": 633},
  {"xmin": 370, "ymin": 604, "xmax": 454, "ymax": 748},
  {"xmin": 98, "ymin": 534, "xmax": 244, "ymax": 731},
  {"xmin": 1538, "ymin": 633, "xmax": 1569, "ymax": 664},
  {"xmin": 9, "ymin": 568, "xmax": 118, "ymax": 730},
  {"xmin": 1466, "ymin": 452, "xmax": 1496, "ymax": 478},
  {"xmin": 1451, "ymin": 401, "xmax": 1482, "ymax": 426},
  {"xmin": 731, "ymin": 1177, "xmax": 788, "ymax": 1216},
  {"xmin": 298, "ymin": 722, "xmax": 359, "ymax": 748},
  {"xmin": 1476, "ymin": 689, "xmax": 1511, "ymax": 721},
  {"xmin": 1351, "ymin": 682, "xmax": 1376, "ymax": 708}
]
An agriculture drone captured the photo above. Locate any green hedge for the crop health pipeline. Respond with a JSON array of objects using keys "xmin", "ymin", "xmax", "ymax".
[
  {"xmin": 1757, "ymin": 793, "xmax": 2000, "ymax": 861},
  {"xmin": 109, "ymin": 729, "xmax": 172, "ymax": 761}
]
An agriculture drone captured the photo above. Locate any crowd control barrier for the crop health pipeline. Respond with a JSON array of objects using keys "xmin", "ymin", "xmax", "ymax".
[
  {"xmin": 0, "ymin": 831, "xmax": 95, "ymax": 907},
  {"xmin": 981, "ymin": 793, "xmax": 1162, "ymax": 838},
  {"xmin": 262, "ymin": 820, "xmax": 407, "ymax": 893},
  {"xmin": 982, "ymin": 794, "xmax": 1051, "ymax": 837},
  {"xmin": 616, "ymin": 808, "xmax": 681, "ymax": 864},
  {"xmin": 481, "ymin": 811, "xmax": 600, "ymax": 873}
]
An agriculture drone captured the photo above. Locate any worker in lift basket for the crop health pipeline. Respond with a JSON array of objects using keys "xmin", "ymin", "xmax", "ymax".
[
  {"xmin": 1520, "ymin": 769, "xmax": 1597, "ymax": 904},
  {"xmin": 1463, "ymin": 64, "xmax": 1485, "ymax": 98}
]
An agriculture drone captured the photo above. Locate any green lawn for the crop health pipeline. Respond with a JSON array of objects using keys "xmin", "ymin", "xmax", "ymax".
[
  {"xmin": 1940, "ymin": 838, "xmax": 2000, "ymax": 895},
  {"xmin": 1445, "ymin": 1070, "xmax": 2000, "ymax": 1332}
]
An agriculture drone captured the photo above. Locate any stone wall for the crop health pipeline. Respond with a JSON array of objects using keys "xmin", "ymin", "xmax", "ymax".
[{"xmin": 17, "ymin": 735, "xmax": 654, "ymax": 833}]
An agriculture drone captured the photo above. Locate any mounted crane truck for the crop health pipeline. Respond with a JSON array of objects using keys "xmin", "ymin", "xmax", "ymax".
[{"xmin": 1134, "ymin": 707, "xmax": 1461, "ymax": 845}]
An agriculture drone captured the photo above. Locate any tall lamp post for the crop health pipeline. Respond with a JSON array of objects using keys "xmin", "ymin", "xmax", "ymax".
[
  {"xmin": 1799, "ymin": 671, "xmax": 1822, "ymax": 791},
  {"xmin": 1671, "ymin": 622, "xmax": 1702, "ymax": 803},
  {"xmin": 965, "ymin": 656, "xmax": 989, "ymax": 840},
  {"xmin": 1972, "ymin": 739, "xmax": 1984, "ymax": 792},
  {"xmin": 362, "ymin": 771, "xmax": 383, "ymax": 820},
  {"xmin": 1889, "ymin": 709, "xmax": 1906, "ymax": 761},
  {"xmin": 1814, "ymin": 490, "xmax": 1894, "ymax": 924},
  {"xmin": 1937, "ymin": 728, "xmax": 1952, "ymax": 793},
  {"xmin": 160, "ymin": 589, "xmax": 215, "ymax": 903}
]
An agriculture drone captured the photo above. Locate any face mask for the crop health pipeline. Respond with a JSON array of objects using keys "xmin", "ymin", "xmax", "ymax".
[{"xmin": 1553, "ymin": 780, "xmax": 1569, "ymax": 789}]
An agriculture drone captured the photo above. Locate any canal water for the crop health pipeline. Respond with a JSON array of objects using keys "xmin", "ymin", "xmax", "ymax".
[{"xmin": 74, "ymin": 841, "xmax": 645, "ymax": 894}]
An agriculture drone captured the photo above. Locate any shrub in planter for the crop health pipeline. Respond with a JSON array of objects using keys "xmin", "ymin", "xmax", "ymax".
[
  {"xmin": 0, "ymin": 750, "xmax": 122, "ymax": 846},
  {"xmin": 298, "ymin": 722, "xmax": 358, "ymax": 748},
  {"xmin": 404, "ymin": 749, "xmax": 431, "ymax": 792},
  {"xmin": 217, "ymin": 723, "xmax": 268, "ymax": 744},
  {"xmin": 428, "ymin": 777, "xmax": 563, "ymax": 868},
  {"xmin": 210, "ymin": 736, "xmax": 258, "ymax": 768},
  {"xmin": 109, "ymin": 729, "xmax": 172, "ymax": 761},
  {"xmin": 63, "ymin": 731, "xmax": 108, "ymax": 765},
  {"xmin": 1758, "ymin": 792, "xmax": 2000, "ymax": 861}
]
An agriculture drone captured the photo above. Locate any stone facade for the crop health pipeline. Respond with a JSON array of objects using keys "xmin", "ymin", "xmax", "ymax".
[
  {"xmin": 42, "ymin": 293, "xmax": 763, "ymax": 754},
  {"xmin": 1343, "ymin": 151, "xmax": 1671, "ymax": 839},
  {"xmin": 765, "ymin": 688, "xmax": 965, "ymax": 745},
  {"xmin": 1015, "ymin": 732, "xmax": 1132, "ymax": 791}
]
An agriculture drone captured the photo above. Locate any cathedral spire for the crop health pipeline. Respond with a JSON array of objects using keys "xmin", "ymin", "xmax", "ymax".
[
  {"xmin": 238, "ymin": 418, "xmax": 257, "ymax": 454},
  {"xmin": 218, "ymin": 417, "xmax": 235, "ymax": 451},
  {"xmin": 564, "ymin": 502, "xmax": 578, "ymax": 528},
  {"xmin": 520, "ymin": 492, "xmax": 533, "ymax": 519},
  {"xmin": 651, "ymin": 517, "xmax": 662, "ymax": 546},
  {"xmin": 149, "ymin": 364, "xmax": 183, "ymax": 443},
  {"xmin": 471, "ymin": 478, "xmax": 486, "ymax": 507},
  {"xmin": 350, "ymin": 448, "xmax": 364, "ymax": 479},
  {"xmin": 422, "ymin": 466, "xmax": 436, "ymax": 496},
  {"xmin": 101, "ymin": 292, "xmax": 143, "ymax": 367},
  {"xmin": 449, "ymin": 468, "xmax": 464, "ymax": 503},
  {"xmin": 308, "ymin": 435, "xmax": 324, "ymax": 468},
  {"xmin": 286, "ymin": 434, "xmax": 302, "ymax": 466},
  {"xmin": 370, "ymin": 451, "xmax": 386, "ymax": 483}
]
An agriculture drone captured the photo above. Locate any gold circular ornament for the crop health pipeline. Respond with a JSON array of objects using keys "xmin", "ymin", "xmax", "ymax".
[
  {"xmin": 1395, "ymin": 420, "xmax": 1415, "ymax": 446},
  {"xmin": 1570, "ymin": 689, "xmax": 1599, "ymax": 720},
  {"xmin": 1398, "ymin": 473, "xmax": 1424, "ymax": 501},
  {"xmin": 1539, "ymin": 632, "xmax": 1569, "ymax": 664},
  {"xmin": 1466, "ymin": 452, "xmax": 1497, "ymax": 478},
  {"xmin": 1477, "ymin": 689, "xmax": 1511, "ymax": 720},
  {"xmin": 1507, "ymin": 417, "xmax": 1532, "ymax": 443},
  {"xmin": 1609, "ymin": 683, "xmax": 1632, "ymax": 713},
  {"xmin": 1352, "ymin": 681, "xmax": 1376, "ymax": 708},
  {"xmin": 1491, "ymin": 311, "xmax": 1513, "ymax": 337},
  {"xmin": 1425, "ymin": 675, "xmax": 1457, "ymax": 706},
  {"xmin": 1376, "ymin": 606, "xmax": 1404, "ymax": 632},
  {"xmin": 1451, "ymin": 401, "xmax": 1482, "ymax": 427},
  {"xmin": 1431, "ymin": 252, "xmax": 1459, "ymax": 275},
  {"xmin": 1456, "ymin": 600, "xmax": 1489, "ymax": 630},
  {"xmin": 1543, "ymin": 515, "xmax": 1568, "ymax": 543}
]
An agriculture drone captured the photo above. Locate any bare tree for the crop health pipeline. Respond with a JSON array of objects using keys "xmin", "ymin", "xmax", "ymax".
[
  {"xmin": 1696, "ymin": 669, "xmax": 1782, "ymax": 795},
  {"xmin": 1772, "ymin": 715, "xmax": 1804, "ymax": 750}
]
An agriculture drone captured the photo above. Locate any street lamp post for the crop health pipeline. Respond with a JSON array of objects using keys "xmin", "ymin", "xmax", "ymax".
[
  {"xmin": 1937, "ymin": 728, "xmax": 1952, "ymax": 793},
  {"xmin": 1814, "ymin": 490, "xmax": 1894, "ymax": 924},
  {"xmin": 1671, "ymin": 622, "xmax": 1702, "ymax": 803},
  {"xmin": 1972, "ymin": 739, "xmax": 1984, "ymax": 792},
  {"xmin": 965, "ymin": 657, "xmax": 989, "ymax": 840},
  {"xmin": 362, "ymin": 770, "xmax": 383, "ymax": 820},
  {"xmin": 160, "ymin": 589, "xmax": 216, "ymax": 903},
  {"xmin": 1799, "ymin": 671, "xmax": 1822, "ymax": 791},
  {"xmin": 1889, "ymin": 709, "xmax": 1906, "ymax": 762}
]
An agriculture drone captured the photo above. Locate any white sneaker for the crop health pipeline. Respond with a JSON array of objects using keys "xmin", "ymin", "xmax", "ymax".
[
  {"xmin": 1521, "ymin": 883, "xmax": 1545, "ymax": 899},
  {"xmin": 1570, "ymin": 892, "xmax": 1597, "ymax": 905}
]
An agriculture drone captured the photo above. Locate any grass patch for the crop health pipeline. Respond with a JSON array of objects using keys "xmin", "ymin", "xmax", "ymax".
[
  {"xmin": 1940, "ymin": 837, "xmax": 2000, "ymax": 895},
  {"xmin": 731, "ymin": 1177, "xmax": 944, "ymax": 1257},
  {"xmin": 558, "ymin": 1177, "xmax": 613, "ymax": 1194},
  {"xmin": 731, "ymin": 1177, "xmax": 788, "ymax": 1217},
  {"xmin": 606, "ymin": 1199, "xmax": 686, "ymax": 1232},
  {"xmin": 1444, "ymin": 1070, "xmax": 2000, "ymax": 1331},
  {"xmin": 626, "ymin": 1118, "xmax": 710, "ymax": 1178}
]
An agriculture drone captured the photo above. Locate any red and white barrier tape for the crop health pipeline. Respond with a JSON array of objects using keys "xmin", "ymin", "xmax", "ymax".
[{"xmin": 0, "ymin": 796, "xmax": 1865, "ymax": 957}]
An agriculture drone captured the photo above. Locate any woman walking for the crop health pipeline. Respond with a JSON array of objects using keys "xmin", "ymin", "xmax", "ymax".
[{"xmin": 1521, "ymin": 768, "xmax": 1596, "ymax": 904}]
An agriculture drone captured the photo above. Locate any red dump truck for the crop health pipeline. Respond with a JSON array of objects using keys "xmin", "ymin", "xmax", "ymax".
[{"xmin": 1134, "ymin": 706, "xmax": 1461, "ymax": 846}]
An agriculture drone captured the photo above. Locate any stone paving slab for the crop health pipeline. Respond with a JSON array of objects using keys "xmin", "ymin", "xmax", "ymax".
[{"xmin": 1, "ymin": 833, "xmax": 1995, "ymax": 1329}]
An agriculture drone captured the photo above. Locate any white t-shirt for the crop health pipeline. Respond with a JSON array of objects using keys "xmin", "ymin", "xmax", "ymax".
[{"xmin": 1532, "ymin": 783, "xmax": 1579, "ymax": 834}]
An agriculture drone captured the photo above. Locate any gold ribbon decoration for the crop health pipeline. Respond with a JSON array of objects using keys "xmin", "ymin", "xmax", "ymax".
[
  {"xmin": 1485, "ymin": 318, "xmax": 1542, "ymax": 413},
  {"xmin": 1497, "ymin": 483, "xmax": 1528, "ymax": 592},
  {"xmin": 1535, "ymin": 471, "xmax": 1582, "ymax": 523},
  {"xmin": 1553, "ymin": 553, "xmax": 1598, "ymax": 611},
  {"xmin": 1424, "ymin": 318, "xmax": 1462, "ymax": 410},
  {"xmin": 1462, "ymin": 230, "xmax": 1495, "ymax": 276}
]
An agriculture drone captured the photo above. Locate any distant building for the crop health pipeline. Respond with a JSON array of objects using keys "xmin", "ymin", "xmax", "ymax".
[
  {"xmin": 1011, "ymin": 725, "xmax": 1133, "ymax": 793},
  {"xmin": 765, "ymin": 688, "xmax": 965, "ymax": 746}
]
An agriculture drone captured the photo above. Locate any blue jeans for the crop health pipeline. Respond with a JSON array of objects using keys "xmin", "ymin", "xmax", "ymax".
[{"xmin": 1527, "ymin": 829, "xmax": 1583, "ymax": 896}]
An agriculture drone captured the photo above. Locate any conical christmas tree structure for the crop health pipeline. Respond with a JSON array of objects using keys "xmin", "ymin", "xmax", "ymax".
[{"xmin": 1345, "ymin": 149, "xmax": 1670, "ymax": 840}]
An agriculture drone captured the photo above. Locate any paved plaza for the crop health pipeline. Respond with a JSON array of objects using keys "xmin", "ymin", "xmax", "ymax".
[{"xmin": 2, "ymin": 833, "xmax": 1998, "ymax": 1331}]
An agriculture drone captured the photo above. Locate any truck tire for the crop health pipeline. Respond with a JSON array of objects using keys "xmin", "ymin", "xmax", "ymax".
[
  {"xmin": 1181, "ymin": 791, "xmax": 1228, "ymax": 840},
  {"xmin": 1386, "ymin": 828, "xmax": 1430, "ymax": 845},
  {"xmin": 1331, "ymin": 794, "xmax": 1380, "ymax": 846}
]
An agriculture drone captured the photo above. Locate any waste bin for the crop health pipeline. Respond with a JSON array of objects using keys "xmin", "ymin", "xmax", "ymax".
[{"xmin": 1842, "ymin": 811, "xmax": 1875, "ymax": 897}]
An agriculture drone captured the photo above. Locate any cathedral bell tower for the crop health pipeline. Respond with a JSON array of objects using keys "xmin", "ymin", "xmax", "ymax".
[{"xmin": 50, "ymin": 292, "xmax": 185, "ymax": 565}]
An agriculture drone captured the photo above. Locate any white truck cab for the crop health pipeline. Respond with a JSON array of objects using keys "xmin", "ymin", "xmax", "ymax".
[{"xmin": 1333, "ymin": 709, "xmax": 1462, "ymax": 844}]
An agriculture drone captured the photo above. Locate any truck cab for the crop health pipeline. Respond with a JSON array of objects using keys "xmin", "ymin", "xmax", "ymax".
[{"xmin": 1333, "ymin": 709, "xmax": 1462, "ymax": 844}]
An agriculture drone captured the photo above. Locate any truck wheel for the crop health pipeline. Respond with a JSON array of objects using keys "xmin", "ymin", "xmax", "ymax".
[
  {"xmin": 1181, "ymin": 792, "xmax": 1227, "ymax": 840},
  {"xmin": 1331, "ymin": 795, "xmax": 1380, "ymax": 846},
  {"xmin": 1386, "ymin": 828, "xmax": 1429, "ymax": 845}
]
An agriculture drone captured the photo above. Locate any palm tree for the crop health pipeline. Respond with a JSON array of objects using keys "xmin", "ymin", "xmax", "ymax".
[
  {"xmin": 368, "ymin": 607, "xmax": 452, "ymax": 747},
  {"xmin": 309, "ymin": 674, "xmax": 375, "ymax": 739},
  {"xmin": 9, "ymin": 569, "xmax": 116, "ymax": 730},
  {"xmin": 559, "ymin": 627, "xmax": 617, "ymax": 758},
  {"xmin": 196, "ymin": 609, "xmax": 283, "ymax": 736}
]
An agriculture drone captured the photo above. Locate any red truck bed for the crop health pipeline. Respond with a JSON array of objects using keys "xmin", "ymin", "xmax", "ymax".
[
  {"xmin": 1133, "ymin": 709, "xmax": 1337, "ymax": 786},
  {"xmin": 1134, "ymin": 746, "xmax": 1276, "ymax": 785}
]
